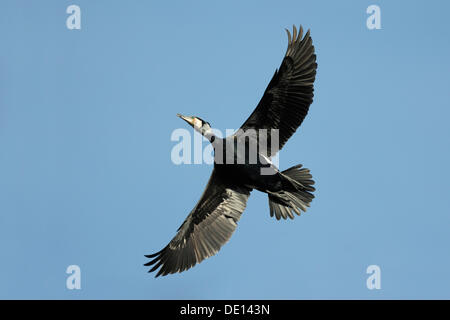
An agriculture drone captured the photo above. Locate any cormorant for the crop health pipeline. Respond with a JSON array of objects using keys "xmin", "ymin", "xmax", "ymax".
[{"xmin": 145, "ymin": 25, "xmax": 317, "ymax": 277}]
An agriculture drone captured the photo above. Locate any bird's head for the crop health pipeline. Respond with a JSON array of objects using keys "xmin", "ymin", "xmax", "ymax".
[{"xmin": 177, "ymin": 114, "xmax": 213, "ymax": 139}]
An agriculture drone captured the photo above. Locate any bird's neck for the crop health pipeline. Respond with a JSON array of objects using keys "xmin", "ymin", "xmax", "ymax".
[{"xmin": 203, "ymin": 130, "xmax": 216, "ymax": 143}]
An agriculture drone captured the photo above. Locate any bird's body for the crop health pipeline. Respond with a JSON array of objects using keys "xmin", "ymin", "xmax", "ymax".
[
  {"xmin": 213, "ymin": 135, "xmax": 279, "ymax": 190},
  {"xmin": 145, "ymin": 25, "xmax": 318, "ymax": 277}
]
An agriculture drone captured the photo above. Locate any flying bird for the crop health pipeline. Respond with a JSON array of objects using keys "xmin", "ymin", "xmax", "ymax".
[{"xmin": 145, "ymin": 25, "xmax": 317, "ymax": 277}]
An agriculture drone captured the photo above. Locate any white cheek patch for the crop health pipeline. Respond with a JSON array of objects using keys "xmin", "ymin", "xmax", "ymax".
[{"xmin": 194, "ymin": 118, "xmax": 202, "ymax": 128}]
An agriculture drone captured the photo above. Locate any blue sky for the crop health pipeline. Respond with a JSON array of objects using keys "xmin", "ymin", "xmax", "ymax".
[{"xmin": 1, "ymin": 0, "xmax": 449, "ymax": 299}]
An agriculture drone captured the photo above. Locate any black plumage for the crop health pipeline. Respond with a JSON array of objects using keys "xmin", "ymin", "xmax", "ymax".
[
  {"xmin": 241, "ymin": 25, "xmax": 316, "ymax": 156},
  {"xmin": 145, "ymin": 25, "xmax": 317, "ymax": 277},
  {"xmin": 145, "ymin": 170, "xmax": 250, "ymax": 277}
]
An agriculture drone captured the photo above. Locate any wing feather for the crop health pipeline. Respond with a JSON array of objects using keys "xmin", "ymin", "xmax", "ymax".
[
  {"xmin": 239, "ymin": 25, "xmax": 317, "ymax": 156},
  {"xmin": 145, "ymin": 169, "xmax": 251, "ymax": 277}
]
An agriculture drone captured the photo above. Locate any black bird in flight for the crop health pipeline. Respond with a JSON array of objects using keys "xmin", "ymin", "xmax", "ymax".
[{"xmin": 145, "ymin": 25, "xmax": 317, "ymax": 277}]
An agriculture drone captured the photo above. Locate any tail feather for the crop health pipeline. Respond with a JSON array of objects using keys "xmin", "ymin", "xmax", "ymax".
[{"xmin": 268, "ymin": 164, "xmax": 315, "ymax": 220}]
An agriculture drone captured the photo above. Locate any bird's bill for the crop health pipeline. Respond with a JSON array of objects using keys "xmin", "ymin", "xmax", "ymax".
[{"xmin": 177, "ymin": 114, "xmax": 196, "ymax": 127}]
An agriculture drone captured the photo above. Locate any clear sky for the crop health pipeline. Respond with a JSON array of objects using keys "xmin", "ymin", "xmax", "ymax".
[{"xmin": 1, "ymin": 0, "xmax": 449, "ymax": 299}]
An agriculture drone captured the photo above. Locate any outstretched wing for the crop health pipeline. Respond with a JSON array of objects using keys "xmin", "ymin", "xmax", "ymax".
[
  {"xmin": 239, "ymin": 25, "xmax": 317, "ymax": 156},
  {"xmin": 145, "ymin": 169, "xmax": 251, "ymax": 277}
]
